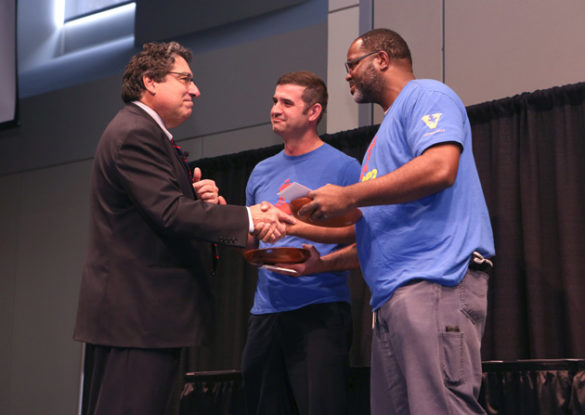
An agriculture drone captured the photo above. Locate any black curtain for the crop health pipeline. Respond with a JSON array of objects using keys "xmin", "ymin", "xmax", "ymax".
[{"xmin": 468, "ymin": 82, "xmax": 585, "ymax": 360}]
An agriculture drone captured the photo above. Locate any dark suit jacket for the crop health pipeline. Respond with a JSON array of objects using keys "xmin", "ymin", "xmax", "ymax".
[{"xmin": 74, "ymin": 103, "xmax": 249, "ymax": 348}]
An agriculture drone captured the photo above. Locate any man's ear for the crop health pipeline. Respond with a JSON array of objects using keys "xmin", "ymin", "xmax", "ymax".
[
  {"xmin": 377, "ymin": 50, "xmax": 391, "ymax": 71},
  {"xmin": 143, "ymin": 74, "xmax": 157, "ymax": 95},
  {"xmin": 308, "ymin": 103, "xmax": 322, "ymax": 123}
]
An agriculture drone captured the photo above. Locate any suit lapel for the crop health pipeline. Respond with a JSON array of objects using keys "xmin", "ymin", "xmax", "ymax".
[
  {"xmin": 163, "ymin": 134, "xmax": 197, "ymax": 199},
  {"xmin": 126, "ymin": 103, "xmax": 197, "ymax": 199}
]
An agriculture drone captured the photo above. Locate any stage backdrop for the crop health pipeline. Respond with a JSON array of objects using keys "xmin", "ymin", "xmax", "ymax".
[{"xmin": 184, "ymin": 81, "xmax": 585, "ymax": 373}]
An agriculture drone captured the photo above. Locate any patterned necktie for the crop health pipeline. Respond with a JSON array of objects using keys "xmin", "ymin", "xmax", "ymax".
[{"xmin": 170, "ymin": 138, "xmax": 193, "ymax": 182}]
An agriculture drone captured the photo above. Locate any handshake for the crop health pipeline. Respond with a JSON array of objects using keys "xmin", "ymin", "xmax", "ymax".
[
  {"xmin": 190, "ymin": 168, "xmax": 295, "ymax": 243},
  {"xmin": 249, "ymin": 201, "xmax": 296, "ymax": 243}
]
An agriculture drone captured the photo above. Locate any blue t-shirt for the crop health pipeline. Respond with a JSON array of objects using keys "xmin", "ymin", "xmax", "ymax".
[
  {"xmin": 356, "ymin": 79, "xmax": 495, "ymax": 310},
  {"xmin": 246, "ymin": 143, "xmax": 361, "ymax": 314}
]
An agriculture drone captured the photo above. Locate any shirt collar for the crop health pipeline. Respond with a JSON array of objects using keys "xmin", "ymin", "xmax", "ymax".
[{"xmin": 132, "ymin": 101, "xmax": 173, "ymax": 141}]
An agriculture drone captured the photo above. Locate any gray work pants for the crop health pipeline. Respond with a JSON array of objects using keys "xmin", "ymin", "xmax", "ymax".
[{"xmin": 370, "ymin": 269, "xmax": 488, "ymax": 415}]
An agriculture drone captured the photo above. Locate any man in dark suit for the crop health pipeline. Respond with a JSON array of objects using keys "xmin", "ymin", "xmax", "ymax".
[{"xmin": 73, "ymin": 41, "xmax": 293, "ymax": 415}]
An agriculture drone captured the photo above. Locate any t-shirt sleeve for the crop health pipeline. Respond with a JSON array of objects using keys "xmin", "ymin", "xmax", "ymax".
[
  {"xmin": 404, "ymin": 89, "xmax": 466, "ymax": 157},
  {"xmin": 340, "ymin": 157, "xmax": 362, "ymax": 185}
]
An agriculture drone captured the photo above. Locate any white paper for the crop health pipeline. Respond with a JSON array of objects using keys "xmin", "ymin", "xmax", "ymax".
[{"xmin": 277, "ymin": 182, "xmax": 312, "ymax": 201}]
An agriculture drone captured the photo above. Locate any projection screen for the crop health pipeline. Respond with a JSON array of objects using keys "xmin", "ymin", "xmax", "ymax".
[{"xmin": 0, "ymin": 0, "xmax": 17, "ymax": 128}]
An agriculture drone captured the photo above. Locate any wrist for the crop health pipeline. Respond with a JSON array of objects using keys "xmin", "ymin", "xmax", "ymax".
[{"xmin": 344, "ymin": 184, "xmax": 359, "ymax": 210}]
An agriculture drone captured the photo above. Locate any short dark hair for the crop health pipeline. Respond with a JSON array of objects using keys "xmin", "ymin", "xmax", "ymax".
[
  {"xmin": 276, "ymin": 71, "xmax": 328, "ymax": 123},
  {"xmin": 121, "ymin": 41, "xmax": 192, "ymax": 103},
  {"xmin": 358, "ymin": 28, "xmax": 412, "ymax": 65}
]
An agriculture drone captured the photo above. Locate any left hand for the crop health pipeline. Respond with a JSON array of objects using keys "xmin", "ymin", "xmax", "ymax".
[
  {"xmin": 271, "ymin": 244, "xmax": 323, "ymax": 277},
  {"xmin": 192, "ymin": 167, "xmax": 226, "ymax": 204},
  {"xmin": 299, "ymin": 184, "xmax": 354, "ymax": 222}
]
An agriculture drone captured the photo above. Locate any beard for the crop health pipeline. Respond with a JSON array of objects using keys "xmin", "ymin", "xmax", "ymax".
[{"xmin": 351, "ymin": 63, "xmax": 383, "ymax": 104}]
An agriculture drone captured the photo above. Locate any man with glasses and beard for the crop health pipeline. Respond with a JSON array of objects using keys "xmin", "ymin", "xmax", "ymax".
[{"xmin": 294, "ymin": 29, "xmax": 495, "ymax": 415}]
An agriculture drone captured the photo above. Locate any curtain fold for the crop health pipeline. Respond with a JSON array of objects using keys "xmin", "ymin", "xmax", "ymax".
[
  {"xmin": 178, "ymin": 361, "xmax": 585, "ymax": 415},
  {"xmin": 468, "ymin": 82, "xmax": 585, "ymax": 360}
]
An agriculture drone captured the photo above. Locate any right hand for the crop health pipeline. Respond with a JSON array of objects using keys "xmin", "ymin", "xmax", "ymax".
[
  {"xmin": 273, "ymin": 244, "xmax": 322, "ymax": 277},
  {"xmin": 249, "ymin": 201, "xmax": 296, "ymax": 243},
  {"xmin": 299, "ymin": 184, "xmax": 355, "ymax": 223},
  {"xmin": 191, "ymin": 167, "xmax": 226, "ymax": 204}
]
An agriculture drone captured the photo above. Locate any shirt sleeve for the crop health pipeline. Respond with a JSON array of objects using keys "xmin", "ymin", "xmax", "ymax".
[
  {"xmin": 404, "ymin": 89, "xmax": 466, "ymax": 157},
  {"xmin": 340, "ymin": 156, "xmax": 362, "ymax": 186}
]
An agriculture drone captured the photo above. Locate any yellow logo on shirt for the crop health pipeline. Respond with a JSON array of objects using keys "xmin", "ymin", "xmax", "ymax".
[
  {"xmin": 421, "ymin": 113, "xmax": 443, "ymax": 129},
  {"xmin": 362, "ymin": 169, "xmax": 377, "ymax": 182}
]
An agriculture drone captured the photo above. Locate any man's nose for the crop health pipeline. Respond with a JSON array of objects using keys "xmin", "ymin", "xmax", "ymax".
[{"xmin": 189, "ymin": 82, "xmax": 201, "ymax": 97}]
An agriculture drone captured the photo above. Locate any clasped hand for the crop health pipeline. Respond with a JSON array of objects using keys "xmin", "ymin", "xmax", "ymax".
[
  {"xmin": 249, "ymin": 201, "xmax": 296, "ymax": 243},
  {"xmin": 190, "ymin": 167, "xmax": 293, "ymax": 242}
]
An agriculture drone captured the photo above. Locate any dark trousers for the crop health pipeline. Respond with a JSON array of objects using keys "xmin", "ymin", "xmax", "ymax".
[
  {"xmin": 241, "ymin": 302, "xmax": 352, "ymax": 415},
  {"xmin": 83, "ymin": 344, "xmax": 181, "ymax": 415}
]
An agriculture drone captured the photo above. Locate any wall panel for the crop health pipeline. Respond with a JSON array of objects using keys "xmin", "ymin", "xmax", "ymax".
[
  {"xmin": 372, "ymin": 0, "xmax": 443, "ymax": 123},
  {"xmin": 8, "ymin": 161, "xmax": 91, "ymax": 415},
  {"xmin": 445, "ymin": 0, "xmax": 585, "ymax": 105}
]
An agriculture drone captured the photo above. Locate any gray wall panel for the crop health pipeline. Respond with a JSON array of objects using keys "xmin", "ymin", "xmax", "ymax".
[
  {"xmin": 444, "ymin": 0, "xmax": 585, "ymax": 105},
  {"xmin": 374, "ymin": 0, "xmax": 443, "ymax": 81},
  {"xmin": 327, "ymin": 6, "xmax": 360, "ymax": 133},
  {"xmin": 0, "ymin": 174, "xmax": 22, "ymax": 415},
  {"xmin": 136, "ymin": 0, "xmax": 310, "ymax": 44},
  {"xmin": 8, "ymin": 161, "xmax": 91, "ymax": 415},
  {"xmin": 181, "ymin": 124, "xmax": 282, "ymax": 163},
  {"xmin": 0, "ymin": 24, "xmax": 327, "ymax": 176},
  {"xmin": 174, "ymin": 23, "xmax": 328, "ymax": 140},
  {"xmin": 372, "ymin": 0, "xmax": 443, "ymax": 124},
  {"xmin": 0, "ymin": 75, "xmax": 123, "ymax": 176}
]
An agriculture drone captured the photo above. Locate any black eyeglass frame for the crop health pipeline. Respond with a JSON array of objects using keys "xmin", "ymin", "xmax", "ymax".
[
  {"xmin": 167, "ymin": 71, "xmax": 195, "ymax": 86},
  {"xmin": 344, "ymin": 50, "xmax": 382, "ymax": 73}
]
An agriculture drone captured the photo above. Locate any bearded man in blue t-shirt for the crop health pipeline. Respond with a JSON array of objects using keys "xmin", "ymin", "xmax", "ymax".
[
  {"xmin": 241, "ymin": 71, "xmax": 361, "ymax": 414},
  {"xmin": 294, "ymin": 29, "xmax": 495, "ymax": 415}
]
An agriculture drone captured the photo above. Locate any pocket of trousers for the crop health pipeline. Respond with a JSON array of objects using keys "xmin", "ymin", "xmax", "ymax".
[
  {"xmin": 460, "ymin": 270, "xmax": 488, "ymax": 326},
  {"xmin": 441, "ymin": 331, "xmax": 464, "ymax": 386}
]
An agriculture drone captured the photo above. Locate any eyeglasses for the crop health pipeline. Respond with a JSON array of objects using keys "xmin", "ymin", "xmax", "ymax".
[
  {"xmin": 344, "ymin": 50, "xmax": 381, "ymax": 73},
  {"xmin": 168, "ymin": 71, "xmax": 194, "ymax": 86}
]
